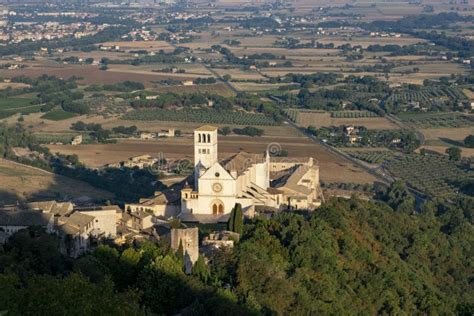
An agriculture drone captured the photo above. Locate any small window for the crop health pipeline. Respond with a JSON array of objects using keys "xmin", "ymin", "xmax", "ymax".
[{"xmin": 215, "ymin": 172, "xmax": 220, "ymax": 177}]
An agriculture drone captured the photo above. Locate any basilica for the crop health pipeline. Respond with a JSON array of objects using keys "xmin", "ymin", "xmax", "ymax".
[{"xmin": 126, "ymin": 125, "xmax": 322, "ymax": 223}]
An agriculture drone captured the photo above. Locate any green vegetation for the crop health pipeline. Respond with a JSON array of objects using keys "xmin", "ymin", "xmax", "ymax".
[
  {"xmin": 463, "ymin": 135, "xmax": 474, "ymax": 148},
  {"xmin": 40, "ymin": 110, "xmax": 78, "ymax": 121},
  {"xmin": 232, "ymin": 126, "xmax": 264, "ymax": 137},
  {"xmin": 385, "ymin": 85, "xmax": 467, "ymax": 112},
  {"xmin": 122, "ymin": 109, "xmax": 278, "ymax": 126},
  {"xmin": 227, "ymin": 203, "xmax": 243, "ymax": 235},
  {"xmin": 330, "ymin": 110, "xmax": 380, "ymax": 118},
  {"xmin": 385, "ymin": 154, "xmax": 473, "ymax": 198},
  {"xmin": 85, "ymin": 81, "xmax": 145, "ymax": 92},
  {"xmin": 397, "ymin": 112, "xmax": 474, "ymax": 128},
  {"xmin": 0, "ymin": 97, "xmax": 36, "ymax": 110},
  {"xmin": 346, "ymin": 150, "xmax": 393, "ymax": 164},
  {"xmin": 2, "ymin": 195, "xmax": 473, "ymax": 314},
  {"xmin": 446, "ymin": 146, "xmax": 462, "ymax": 161},
  {"xmin": 308, "ymin": 126, "xmax": 420, "ymax": 152}
]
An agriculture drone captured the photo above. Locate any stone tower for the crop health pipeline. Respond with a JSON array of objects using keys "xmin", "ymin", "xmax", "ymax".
[
  {"xmin": 194, "ymin": 125, "xmax": 218, "ymax": 188},
  {"xmin": 170, "ymin": 227, "xmax": 199, "ymax": 274}
]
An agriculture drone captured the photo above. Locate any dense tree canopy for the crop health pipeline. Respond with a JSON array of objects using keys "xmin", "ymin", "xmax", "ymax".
[{"xmin": 0, "ymin": 196, "xmax": 472, "ymax": 314}]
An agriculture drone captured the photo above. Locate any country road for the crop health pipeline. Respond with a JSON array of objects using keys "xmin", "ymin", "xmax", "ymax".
[
  {"xmin": 284, "ymin": 119, "xmax": 428, "ymax": 201},
  {"xmin": 284, "ymin": 120, "xmax": 394, "ymax": 185}
]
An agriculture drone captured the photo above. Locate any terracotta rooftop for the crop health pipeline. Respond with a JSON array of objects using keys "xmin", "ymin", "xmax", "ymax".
[{"xmin": 195, "ymin": 125, "xmax": 218, "ymax": 132}]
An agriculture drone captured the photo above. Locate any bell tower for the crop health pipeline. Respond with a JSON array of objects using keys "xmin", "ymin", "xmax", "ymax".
[{"xmin": 194, "ymin": 125, "xmax": 218, "ymax": 188}]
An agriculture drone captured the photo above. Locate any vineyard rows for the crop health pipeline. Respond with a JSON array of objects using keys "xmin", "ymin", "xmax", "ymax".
[
  {"xmin": 122, "ymin": 109, "xmax": 278, "ymax": 126},
  {"xmin": 330, "ymin": 111, "xmax": 379, "ymax": 118},
  {"xmin": 385, "ymin": 154, "xmax": 473, "ymax": 198}
]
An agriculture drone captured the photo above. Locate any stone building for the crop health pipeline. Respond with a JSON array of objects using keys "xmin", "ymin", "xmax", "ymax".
[
  {"xmin": 170, "ymin": 227, "xmax": 199, "ymax": 273},
  {"xmin": 126, "ymin": 125, "xmax": 322, "ymax": 223}
]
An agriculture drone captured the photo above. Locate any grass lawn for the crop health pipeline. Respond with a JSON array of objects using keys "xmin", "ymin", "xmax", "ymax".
[
  {"xmin": 41, "ymin": 110, "xmax": 78, "ymax": 121},
  {"xmin": 0, "ymin": 97, "xmax": 36, "ymax": 110}
]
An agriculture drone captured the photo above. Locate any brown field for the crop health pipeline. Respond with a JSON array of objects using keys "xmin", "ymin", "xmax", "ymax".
[
  {"xmin": 420, "ymin": 127, "xmax": 474, "ymax": 157},
  {"xmin": 0, "ymin": 82, "xmax": 30, "ymax": 89},
  {"xmin": 296, "ymin": 111, "xmax": 399, "ymax": 130},
  {"xmin": 8, "ymin": 113, "xmax": 297, "ymax": 136},
  {"xmin": 231, "ymin": 82, "xmax": 283, "ymax": 92},
  {"xmin": 107, "ymin": 63, "xmax": 213, "ymax": 79},
  {"xmin": 0, "ymin": 65, "xmax": 183, "ymax": 87},
  {"xmin": 462, "ymin": 88, "xmax": 474, "ymax": 99},
  {"xmin": 418, "ymin": 145, "xmax": 474, "ymax": 158},
  {"xmin": 421, "ymin": 127, "xmax": 473, "ymax": 141},
  {"xmin": 317, "ymin": 35, "xmax": 425, "ymax": 48},
  {"xmin": 0, "ymin": 159, "xmax": 113, "ymax": 204},
  {"xmin": 155, "ymin": 83, "xmax": 235, "ymax": 96},
  {"xmin": 213, "ymin": 68, "xmax": 265, "ymax": 80},
  {"xmin": 46, "ymin": 135, "xmax": 377, "ymax": 184},
  {"xmin": 98, "ymin": 40, "xmax": 175, "ymax": 52}
]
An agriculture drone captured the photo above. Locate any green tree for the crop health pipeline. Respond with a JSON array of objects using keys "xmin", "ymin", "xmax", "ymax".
[
  {"xmin": 446, "ymin": 146, "xmax": 462, "ymax": 161},
  {"xmin": 463, "ymin": 135, "xmax": 474, "ymax": 148},
  {"xmin": 227, "ymin": 203, "xmax": 243, "ymax": 235},
  {"xmin": 192, "ymin": 256, "xmax": 210, "ymax": 284}
]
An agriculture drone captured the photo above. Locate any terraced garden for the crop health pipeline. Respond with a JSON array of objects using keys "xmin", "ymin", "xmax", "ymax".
[
  {"xmin": 122, "ymin": 109, "xmax": 278, "ymax": 125},
  {"xmin": 346, "ymin": 150, "xmax": 393, "ymax": 164},
  {"xmin": 397, "ymin": 112, "xmax": 474, "ymax": 128},
  {"xmin": 385, "ymin": 154, "xmax": 473, "ymax": 198}
]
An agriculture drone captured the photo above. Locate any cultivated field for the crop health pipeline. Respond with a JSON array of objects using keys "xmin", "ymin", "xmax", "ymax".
[
  {"xmin": 293, "ymin": 110, "xmax": 399, "ymax": 129},
  {"xmin": 0, "ymin": 159, "xmax": 113, "ymax": 204},
  {"xmin": 420, "ymin": 127, "xmax": 474, "ymax": 157},
  {"xmin": 46, "ymin": 135, "xmax": 378, "ymax": 184}
]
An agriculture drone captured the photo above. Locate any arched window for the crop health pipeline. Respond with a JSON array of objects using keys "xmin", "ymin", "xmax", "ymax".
[
  {"xmin": 198, "ymin": 134, "xmax": 201, "ymax": 143},
  {"xmin": 207, "ymin": 134, "xmax": 211, "ymax": 143},
  {"xmin": 211, "ymin": 200, "xmax": 224, "ymax": 215}
]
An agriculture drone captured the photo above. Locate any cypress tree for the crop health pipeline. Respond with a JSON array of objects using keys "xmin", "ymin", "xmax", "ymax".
[{"xmin": 233, "ymin": 203, "xmax": 243, "ymax": 235}]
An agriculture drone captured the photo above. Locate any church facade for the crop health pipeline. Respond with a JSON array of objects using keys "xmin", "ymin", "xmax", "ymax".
[{"xmin": 126, "ymin": 125, "xmax": 322, "ymax": 223}]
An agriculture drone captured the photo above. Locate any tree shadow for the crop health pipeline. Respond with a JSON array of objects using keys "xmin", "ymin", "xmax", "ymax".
[{"xmin": 439, "ymin": 137, "xmax": 465, "ymax": 148}]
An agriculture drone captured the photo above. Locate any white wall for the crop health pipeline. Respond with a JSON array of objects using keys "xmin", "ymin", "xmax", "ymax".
[{"xmin": 79, "ymin": 209, "xmax": 116, "ymax": 238}]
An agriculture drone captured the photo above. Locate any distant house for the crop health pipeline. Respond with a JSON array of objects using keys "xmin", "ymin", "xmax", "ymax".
[
  {"xmin": 182, "ymin": 80, "xmax": 194, "ymax": 86},
  {"xmin": 71, "ymin": 135, "xmax": 82, "ymax": 145},
  {"xmin": 124, "ymin": 209, "xmax": 154, "ymax": 231},
  {"xmin": 140, "ymin": 132, "xmax": 156, "ymax": 140},
  {"xmin": 122, "ymin": 154, "xmax": 158, "ymax": 169},
  {"xmin": 157, "ymin": 128, "xmax": 175, "ymax": 137}
]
